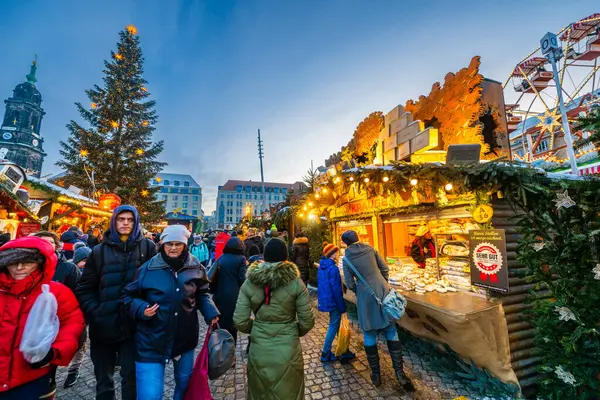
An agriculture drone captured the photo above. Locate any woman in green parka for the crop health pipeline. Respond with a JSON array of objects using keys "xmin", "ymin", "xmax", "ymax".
[{"xmin": 234, "ymin": 238, "xmax": 315, "ymax": 400}]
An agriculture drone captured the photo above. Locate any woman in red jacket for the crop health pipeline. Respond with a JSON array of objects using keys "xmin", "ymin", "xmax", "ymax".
[{"xmin": 0, "ymin": 236, "xmax": 85, "ymax": 399}]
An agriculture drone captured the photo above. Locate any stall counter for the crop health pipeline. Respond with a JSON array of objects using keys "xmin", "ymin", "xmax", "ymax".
[{"xmin": 343, "ymin": 287, "xmax": 518, "ymax": 386}]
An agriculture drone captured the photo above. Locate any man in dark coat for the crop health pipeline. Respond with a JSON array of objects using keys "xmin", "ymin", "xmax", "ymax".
[
  {"xmin": 86, "ymin": 229, "xmax": 100, "ymax": 248},
  {"xmin": 243, "ymin": 228, "xmax": 263, "ymax": 259},
  {"xmin": 291, "ymin": 233, "xmax": 310, "ymax": 283},
  {"xmin": 76, "ymin": 205, "xmax": 157, "ymax": 400},
  {"xmin": 211, "ymin": 237, "xmax": 247, "ymax": 342}
]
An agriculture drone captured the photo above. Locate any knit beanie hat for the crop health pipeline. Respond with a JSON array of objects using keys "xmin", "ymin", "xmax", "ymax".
[
  {"xmin": 264, "ymin": 238, "xmax": 288, "ymax": 262},
  {"xmin": 322, "ymin": 242, "xmax": 339, "ymax": 258},
  {"xmin": 73, "ymin": 246, "xmax": 92, "ymax": 265},
  {"xmin": 341, "ymin": 230, "xmax": 359, "ymax": 246},
  {"xmin": 161, "ymin": 225, "xmax": 190, "ymax": 244},
  {"xmin": 73, "ymin": 242, "xmax": 88, "ymax": 251},
  {"xmin": 0, "ymin": 247, "xmax": 45, "ymax": 268}
]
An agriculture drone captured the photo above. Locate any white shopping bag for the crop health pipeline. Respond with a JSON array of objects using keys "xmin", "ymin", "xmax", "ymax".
[{"xmin": 20, "ymin": 284, "xmax": 60, "ymax": 363}]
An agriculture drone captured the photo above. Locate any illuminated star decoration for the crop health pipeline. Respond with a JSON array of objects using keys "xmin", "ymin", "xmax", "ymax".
[
  {"xmin": 141, "ymin": 189, "xmax": 149, "ymax": 197},
  {"xmin": 136, "ymin": 148, "xmax": 144, "ymax": 155},
  {"xmin": 155, "ymin": 177, "xmax": 162, "ymax": 183},
  {"xmin": 536, "ymin": 109, "xmax": 562, "ymax": 135},
  {"xmin": 126, "ymin": 24, "xmax": 138, "ymax": 35},
  {"xmin": 114, "ymin": 53, "xmax": 123, "ymax": 60},
  {"xmin": 91, "ymin": 102, "xmax": 98, "ymax": 109},
  {"xmin": 111, "ymin": 121, "xmax": 119, "ymax": 128},
  {"xmin": 554, "ymin": 190, "xmax": 576, "ymax": 209},
  {"xmin": 80, "ymin": 149, "xmax": 89, "ymax": 157},
  {"xmin": 141, "ymin": 87, "xmax": 147, "ymax": 92},
  {"xmin": 142, "ymin": 120, "xmax": 149, "ymax": 127}
]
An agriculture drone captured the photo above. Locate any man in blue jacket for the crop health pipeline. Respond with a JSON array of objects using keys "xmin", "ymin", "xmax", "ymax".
[{"xmin": 318, "ymin": 242, "xmax": 355, "ymax": 363}]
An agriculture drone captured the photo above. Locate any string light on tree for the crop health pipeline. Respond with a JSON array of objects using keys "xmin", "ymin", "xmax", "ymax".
[
  {"xmin": 364, "ymin": 177, "xmax": 370, "ymax": 183},
  {"xmin": 111, "ymin": 121, "xmax": 119, "ymax": 128},
  {"xmin": 383, "ymin": 176, "xmax": 390, "ymax": 182},
  {"xmin": 141, "ymin": 189, "xmax": 149, "ymax": 197},
  {"xmin": 141, "ymin": 87, "xmax": 147, "ymax": 92},
  {"xmin": 349, "ymin": 176, "xmax": 354, "ymax": 182},
  {"xmin": 79, "ymin": 149, "xmax": 89, "ymax": 158},
  {"xmin": 136, "ymin": 148, "xmax": 144, "ymax": 155},
  {"xmin": 114, "ymin": 53, "xmax": 123, "ymax": 60},
  {"xmin": 410, "ymin": 179, "xmax": 418, "ymax": 186},
  {"xmin": 126, "ymin": 24, "xmax": 138, "ymax": 35},
  {"xmin": 142, "ymin": 120, "xmax": 149, "ymax": 127},
  {"xmin": 91, "ymin": 103, "xmax": 98, "ymax": 109},
  {"xmin": 445, "ymin": 183, "xmax": 454, "ymax": 191}
]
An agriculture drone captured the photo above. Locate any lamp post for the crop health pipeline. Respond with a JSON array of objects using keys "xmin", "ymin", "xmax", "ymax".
[{"xmin": 540, "ymin": 32, "xmax": 578, "ymax": 175}]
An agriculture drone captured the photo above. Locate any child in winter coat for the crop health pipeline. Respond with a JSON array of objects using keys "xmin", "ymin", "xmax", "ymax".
[
  {"xmin": 189, "ymin": 234, "xmax": 209, "ymax": 265},
  {"xmin": 317, "ymin": 242, "xmax": 356, "ymax": 362}
]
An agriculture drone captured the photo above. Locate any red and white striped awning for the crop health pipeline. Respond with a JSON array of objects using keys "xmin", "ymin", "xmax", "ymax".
[
  {"xmin": 579, "ymin": 163, "xmax": 600, "ymax": 175},
  {"xmin": 560, "ymin": 13, "xmax": 600, "ymax": 42}
]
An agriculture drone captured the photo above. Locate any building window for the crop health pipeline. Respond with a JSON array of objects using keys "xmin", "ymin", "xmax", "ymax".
[
  {"xmin": 192, "ymin": 196, "xmax": 199, "ymax": 201},
  {"xmin": 184, "ymin": 181, "xmax": 190, "ymax": 187},
  {"xmin": 180, "ymin": 188, "xmax": 189, "ymax": 194},
  {"xmin": 164, "ymin": 180, "xmax": 170, "ymax": 185},
  {"xmin": 192, "ymin": 203, "xmax": 198, "ymax": 209},
  {"xmin": 172, "ymin": 202, "xmax": 178, "ymax": 208},
  {"xmin": 182, "ymin": 195, "xmax": 189, "ymax": 201},
  {"xmin": 172, "ymin": 195, "xmax": 178, "ymax": 201},
  {"xmin": 174, "ymin": 181, "xmax": 180, "ymax": 186},
  {"xmin": 162, "ymin": 195, "xmax": 168, "ymax": 201},
  {"xmin": 182, "ymin": 202, "xmax": 188, "ymax": 208},
  {"xmin": 192, "ymin": 210, "xmax": 198, "ymax": 216},
  {"xmin": 182, "ymin": 210, "xmax": 188, "ymax": 214},
  {"xmin": 220, "ymin": 194, "xmax": 224, "ymax": 198},
  {"xmin": 161, "ymin": 188, "xmax": 168, "ymax": 193}
]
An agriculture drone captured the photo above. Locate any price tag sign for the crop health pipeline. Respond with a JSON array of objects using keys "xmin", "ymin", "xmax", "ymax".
[{"xmin": 472, "ymin": 204, "xmax": 493, "ymax": 224}]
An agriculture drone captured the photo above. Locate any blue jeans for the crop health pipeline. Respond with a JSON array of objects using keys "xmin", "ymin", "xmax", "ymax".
[
  {"xmin": 363, "ymin": 323, "xmax": 398, "ymax": 346},
  {"xmin": 135, "ymin": 350, "xmax": 195, "ymax": 400},
  {"xmin": 322, "ymin": 310, "xmax": 342, "ymax": 353}
]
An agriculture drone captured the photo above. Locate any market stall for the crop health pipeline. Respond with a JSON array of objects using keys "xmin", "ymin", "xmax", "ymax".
[
  {"xmin": 0, "ymin": 162, "xmax": 39, "ymax": 238},
  {"xmin": 23, "ymin": 176, "xmax": 112, "ymax": 232}
]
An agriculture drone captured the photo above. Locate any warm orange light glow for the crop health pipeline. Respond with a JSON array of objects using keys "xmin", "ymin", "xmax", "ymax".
[
  {"xmin": 141, "ymin": 189, "xmax": 149, "ymax": 196},
  {"xmin": 114, "ymin": 53, "xmax": 123, "ymax": 60},
  {"xmin": 79, "ymin": 149, "xmax": 89, "ymax": 157},
  {"xmin": 308, "ymin": 201, "xmax": 314, "ymax": 207},
  {"xmin": 155, "ymin": 177, "xmax": 162, "ymax": 183},
  {"xmin": 410, "ymin": 179, "xmax": 418, "ymax": 186},
  {"xmin": 333, "ymin": 177, "xmax": 340, "ymax": 184},
  {"xmin": 349, "ymin": 177, "xmax": 354, "ymax": 182},
  {"xmin": 111, "ymin": 121, "xmax": 119, "ymax": 128},
  {"xmin": 322, "ymin": 188, "xmax": 328, "ymax": 194},
  {"xmin": 91, "ymin": 102, "xmax": 98, "ymax": 109},
  {"xmin": 303, "ymin": 205, "xmax": 307, "ymax": 211},
  {"xmin": 126, "ymin": 24, "xmax": 138, "ymax": 35},
  {"xmin": 383, "ymin": 176, "xmax": 389, "ymax": 182},
  {"xmin": 364, "ymin": 177, "xmax": 370, "ymax": 183},
  {"xmin": 445, "ymin": 183, "xmax": 453, "ymax": 191},
  {"xmin": 315, "ymin": 193, "xmax": 320, "ymax": 199},
  {"xmin": 142, "ymin": 120, "xmax": 149, "ymax": 127},
  {"xmin": 141, "ymin": 87, "xmax": 147, "ymax": 92}
]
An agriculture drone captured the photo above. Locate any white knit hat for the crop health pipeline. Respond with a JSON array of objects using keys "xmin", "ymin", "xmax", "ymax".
[{"xmin": 161, "ymin": 225, "xmax": 190, "ymax": 244}]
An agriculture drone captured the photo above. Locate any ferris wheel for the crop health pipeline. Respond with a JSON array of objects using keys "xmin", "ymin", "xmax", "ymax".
[{"xmin": 503, "ymin": 13, "xmax": 600, "ymax": 165}]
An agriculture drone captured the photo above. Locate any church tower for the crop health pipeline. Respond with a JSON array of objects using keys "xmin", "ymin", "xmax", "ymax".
[{"xmin": 0, "ymin": 59, "xmax": 46, "ymax": 177}]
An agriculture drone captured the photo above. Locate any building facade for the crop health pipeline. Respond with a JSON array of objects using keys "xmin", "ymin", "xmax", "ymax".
[
  {"xmin": 0, "ymin": 60, "xmax": 46, "ymax": 177},
  {"xmin": 215, "ymin": 180, "xmax": 304, "ymax": 229},
  {"xmin": 150, "ymin": 173, "xmax": 203, "ymax": 218}
]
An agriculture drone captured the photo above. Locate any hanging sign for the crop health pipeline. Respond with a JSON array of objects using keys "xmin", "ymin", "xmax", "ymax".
[
  {"xmin": 98, "ymin": 193, "xmax": 121, "ymax": 211},
  {"xmin": 472, "ymin": 204, "xmax": 494, "ymax": 224},
  {"xmin": 469, "ymin": 229, "xmax": 509, "ymax": 293},
  {"xmin": 16, "ymin": 222, "xmax": 41, "ymax": 238}
]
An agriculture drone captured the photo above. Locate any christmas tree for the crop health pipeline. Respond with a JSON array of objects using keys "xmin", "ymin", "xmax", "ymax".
[
  {"xmin": 57, "ymin": 25, "xmax": 166, "ymax": 222},
  {"xmin": 575, "ymin": 104, "xmax": 600, "ymax": 149}
]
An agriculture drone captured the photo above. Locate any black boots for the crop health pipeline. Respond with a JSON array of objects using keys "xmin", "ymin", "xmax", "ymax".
[
  {"xmin": 364, "ymin": 345, "xmax": 381, "ymax": 387},
  {"xmin": 387, "ymin": 340, "xmax": 415, "ymax": 392}
]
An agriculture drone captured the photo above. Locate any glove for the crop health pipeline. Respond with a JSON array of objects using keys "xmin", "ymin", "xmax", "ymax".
[{"xmin": 30, "ymin": 348, "xmax": 54, "ymax": 369}]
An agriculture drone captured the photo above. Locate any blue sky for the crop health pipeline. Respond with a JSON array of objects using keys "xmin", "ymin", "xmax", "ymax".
[{"xmin": 0, "ymin": 0, "xmax": 598, "ymax": 213}]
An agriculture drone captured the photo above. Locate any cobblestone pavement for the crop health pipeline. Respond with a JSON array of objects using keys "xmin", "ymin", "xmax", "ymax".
[{"xmin": 56, "ymin": 296, "xmax": 477, "ymax": 400}]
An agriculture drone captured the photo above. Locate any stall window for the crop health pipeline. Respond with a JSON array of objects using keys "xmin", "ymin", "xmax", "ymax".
[{"xmin": 336, "ymin": 220, "xmax": 374, "ymax": 247}]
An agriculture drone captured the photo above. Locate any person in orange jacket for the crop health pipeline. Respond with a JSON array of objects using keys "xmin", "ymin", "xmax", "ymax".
[{"xmin": 0, "ymin": 236, "xmax": 85, "ymax": 399}]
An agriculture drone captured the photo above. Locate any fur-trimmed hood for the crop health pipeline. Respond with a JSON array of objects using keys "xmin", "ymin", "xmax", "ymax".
[
  {"xmin": 246, "ymin": 260, "xmax": 300, "ymax": 289},
  {"xmin": 292, "ymin": 237, "xmax": 308, "ymax": 246}
]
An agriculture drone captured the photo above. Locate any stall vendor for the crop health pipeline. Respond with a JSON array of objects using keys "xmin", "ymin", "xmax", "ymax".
[{"xmin": 411, "ymin": 226, "xmax": 435, "ymax": 268}]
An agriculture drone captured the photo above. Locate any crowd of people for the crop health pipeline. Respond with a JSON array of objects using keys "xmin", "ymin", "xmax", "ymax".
[{"xmin": 0, "ymin": 204, "xmax": 414, "ymax": 399}]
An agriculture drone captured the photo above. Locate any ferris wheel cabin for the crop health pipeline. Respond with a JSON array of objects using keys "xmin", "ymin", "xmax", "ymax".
[
  {"xmin": 560, "ymin": 13, "xmax": 600, "ymax": 61},
  {"xmin": 512, "ymin": 57, "xmax": 553, "ymax": 93}
]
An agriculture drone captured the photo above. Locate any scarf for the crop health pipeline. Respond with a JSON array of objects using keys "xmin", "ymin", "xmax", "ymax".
[{"xmin": 160, "ymin": 246, "xmax": 188, "ymax": 272}]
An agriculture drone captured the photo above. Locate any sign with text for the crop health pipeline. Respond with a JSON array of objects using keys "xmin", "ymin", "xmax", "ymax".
[
  {"xmin": 16, "ymin": 222, "xmax": 41, "ymax": 238},
  {"xmin": 469, "ymin": 229, "xmax": 509, "ymax": 294}
]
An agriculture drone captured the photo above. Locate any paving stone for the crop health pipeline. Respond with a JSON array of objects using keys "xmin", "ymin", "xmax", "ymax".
[{"xmin": 55, "ymin": 295, "xmax": 477, "ymax": 399}]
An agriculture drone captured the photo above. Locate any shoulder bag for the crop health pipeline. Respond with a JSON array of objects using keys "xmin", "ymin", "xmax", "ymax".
[{"xmin": 343, "ymin": 256, "xmax": 407, "ymax": 320}]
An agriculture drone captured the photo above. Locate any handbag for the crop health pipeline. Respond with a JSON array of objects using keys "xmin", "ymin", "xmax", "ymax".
[
  {"xmin": 334, "ymin": 313, "xmax": 351, "ymax": 357},
  {"xmin": 343, "ymin": 256, "xmax": 407, "ymax": 320},
  {"xmin": 184, "ymin": 328, "xmax": 213, "ymax": 400},
  {"xmin": 208, "ymin": 324, "xmax": 236, "ymax": 380}
]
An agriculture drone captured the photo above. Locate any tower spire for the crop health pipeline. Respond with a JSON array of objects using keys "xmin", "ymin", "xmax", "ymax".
[{"xmin": 26, "ymin": 55, "xmax": 38, "ymax": 84}]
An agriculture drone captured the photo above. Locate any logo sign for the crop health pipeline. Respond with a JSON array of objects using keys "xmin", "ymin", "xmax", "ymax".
[
  {"xmin": 540, "ymin": 32, "xmax": 559, "ymax": 55},
  {"xmin": 469, "ymin": 229, "xmax": 509, "ymax": 293}
]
